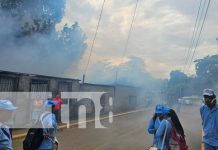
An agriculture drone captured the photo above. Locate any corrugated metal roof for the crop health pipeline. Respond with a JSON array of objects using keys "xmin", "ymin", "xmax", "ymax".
[{"xmin": 0, "ymin": 70, "xmax": 81, "ymax": 81}]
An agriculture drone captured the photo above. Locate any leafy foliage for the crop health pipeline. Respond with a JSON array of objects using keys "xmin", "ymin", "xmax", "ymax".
[{"xmin": 165, "ymin": 55, "xmax": 218, "ymax": 104}]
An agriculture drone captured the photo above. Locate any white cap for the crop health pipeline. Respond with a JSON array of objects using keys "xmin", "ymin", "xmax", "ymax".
[
  {"xmin": 203, "ymin": 89, "xmax": 215, "ymax": 96},
  {"xmin": 0, "ymin": 99, "xmax": 17, "ymax": 110}
]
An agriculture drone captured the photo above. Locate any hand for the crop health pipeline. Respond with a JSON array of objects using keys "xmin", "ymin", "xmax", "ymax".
[
  {"xmin": 154, "ymin": 128, "xmax": 157, "ymax": 134},
  {"xmin": 43, "ymin": 132, "xmax": 50, "ymax": 139}
]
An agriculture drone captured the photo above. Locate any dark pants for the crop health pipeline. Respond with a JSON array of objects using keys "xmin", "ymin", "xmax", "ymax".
[
  {"xmin": 205, "ymin": 143, "xmax": 218, "ymax": 150},
  {"xmin": 54, "ymin": 109, "xmax": 61, "ymax": 123}
]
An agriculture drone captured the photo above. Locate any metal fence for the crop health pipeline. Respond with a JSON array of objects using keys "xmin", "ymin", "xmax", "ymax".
[
  {"xmin": 0, "ymin": 77, "xmax": 15, "ymax": 91},
  {"xmin": 30, "ymin": 79, "xmax": 49, "ymax": 92}
]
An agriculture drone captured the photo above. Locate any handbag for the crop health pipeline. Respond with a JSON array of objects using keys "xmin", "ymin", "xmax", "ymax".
[
  {"xmin": 170, "ymin": 126, "xmax": 188, "ymax": 150},
  {"xmin": 148, "ymin": 146, "xmax": 158, "ymax": 150},
  {"xmin": 148, "ymin": 120, "xmax": 168, "ymax": 150},
  {"xmin": 170, "ymin": 138, "xmax": 180, "ymax": 150}
]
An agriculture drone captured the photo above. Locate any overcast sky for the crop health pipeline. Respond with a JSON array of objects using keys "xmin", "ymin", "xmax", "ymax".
[{"xmin": 57, "ymin": 0, "xmax": 218, "ymax": 79}]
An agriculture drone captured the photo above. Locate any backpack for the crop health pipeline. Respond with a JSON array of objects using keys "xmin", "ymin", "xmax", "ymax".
[{"xmin": 23, "ymin": 112, "xmax": 50, "ymax": 150}]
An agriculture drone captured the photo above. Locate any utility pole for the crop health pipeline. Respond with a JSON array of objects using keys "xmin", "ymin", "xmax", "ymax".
[
  {"xmin": 82, "ymin": 74, "xmax": 85, "ymax": 84},
  {"xmin": 115, "ymin": 70, "xmax": 118, "ymax": 85}
]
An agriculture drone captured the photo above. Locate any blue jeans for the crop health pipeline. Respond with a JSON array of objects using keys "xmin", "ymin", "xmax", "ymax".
[{"xmin": 204, "ymin": 143, "xmax": 218, "ymax": 150}]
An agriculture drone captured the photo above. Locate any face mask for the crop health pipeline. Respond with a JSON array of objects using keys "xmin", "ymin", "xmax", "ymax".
[{"xmin": 204, "ymin": 98, "xmax": 216, "ymax": 109}]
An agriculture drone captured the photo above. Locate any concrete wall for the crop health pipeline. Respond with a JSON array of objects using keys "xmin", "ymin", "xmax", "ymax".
[
  {"xmin": 0, "ymin": 71, "xmax": 81, "ymax": 125},
  {"xmin": 79, "ymin": 83, "xmax": 115, "ymax": 113},
  {"xmin": 0, "ymin": 71, "xmax": 146, "ymax": 124},
  {"xmin": 114, "ymin": 85, "xmax": 139, "ymax": 112},
  {"xmin": 18, "ymin": 76, "xmax": 31, "ymax": 92}
]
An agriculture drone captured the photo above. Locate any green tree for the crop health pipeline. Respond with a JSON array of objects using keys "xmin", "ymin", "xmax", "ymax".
[
  {"xmin": 1, "ymin": 0, "xmax": 65, "ymax": 37},
  {"xmin": 194, "ymin": 55, "xmax": 218, "ymax": 89},
  {"xmin": 166, "ymin": 70, "xmax": 189, "ymax": 106}
]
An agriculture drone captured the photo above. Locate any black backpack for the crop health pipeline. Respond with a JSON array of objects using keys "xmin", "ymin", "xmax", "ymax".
[{"xmin": 23, "ymin": 113, "xmax": 50, "ymax": 150}]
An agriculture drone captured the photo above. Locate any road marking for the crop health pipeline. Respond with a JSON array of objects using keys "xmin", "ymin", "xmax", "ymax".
[
  {"xmin": 13, "ymin": 108, "xmax": 147, "ymax": 139},
  {"xmin": 202, "ymin": 129, "xmax": 204, "ymax": 150},
  {"xmin": 59, "ymin": 108, "xmax": 146, "ymax": 129},
  {"xmin": 13, "ymin": 133, "xmax": 28, "ymax": 139}
]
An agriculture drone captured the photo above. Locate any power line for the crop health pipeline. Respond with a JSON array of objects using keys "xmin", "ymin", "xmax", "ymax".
[
  {"xmin": 186, "ymin": 0, "xmax": 212, "ymax": 74},
  {"xmin": 183, "ymin": 0, "xmax": 207, "ymax": 73},
  {"xmin": 185, "ymin": 0, "xmax": 207, "ymax": 72},
  {"xmin": 183, "ymin": 0, "xmax": 203, "ymax": 72},
  {"xmin": 115, "ymin": 0, "xmax": 140, "ymax": 83},
  {"xmin": 83, "ymin": 0, "xmax": 106, "ymax": 82},
  {"xmin": 122, "ymin": 0, "xmax": 140, "ymax": 58}
]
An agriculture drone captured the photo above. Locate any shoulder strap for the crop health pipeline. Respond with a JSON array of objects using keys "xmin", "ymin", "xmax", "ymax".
[
  {"xmin": 1, "ymin": 128, "xmax": 11, "ymax": 139},
  {"xmin": 39, "ymin": 112, "xmax": 51, "ymax": 128},
  {"xmin": 161, "ymin": 120, "xmax": 168, "ymax": 150},
  {"xmin": 157, "ymin": 118, "xmax": 160, "ymax": 124}
]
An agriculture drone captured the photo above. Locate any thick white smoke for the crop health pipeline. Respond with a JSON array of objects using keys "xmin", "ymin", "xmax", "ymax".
[
  {"xmin": 0, "ymin": 0, "xmax": 87, "ymax": 77},
  {"xmin": 80, "ymin": 56, "xmax": 162, "ymax": 90}
]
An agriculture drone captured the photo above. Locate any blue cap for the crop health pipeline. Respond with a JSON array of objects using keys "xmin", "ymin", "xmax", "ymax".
[
  {"xmin": 162, "ymin": 107, "xmax": 170, "ymax": 115},
  {"xmin": 155, "ymin": 104, "xmax": 164, "ymax": 114},
  {"xmin": 0, "ymin": 99, "xmax": 17, "ymax": 110}
]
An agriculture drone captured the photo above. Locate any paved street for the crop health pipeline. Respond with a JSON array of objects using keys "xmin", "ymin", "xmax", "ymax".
[{"xmin": 13, "ymin": 103, "xmax": 202, "ymax": 150}]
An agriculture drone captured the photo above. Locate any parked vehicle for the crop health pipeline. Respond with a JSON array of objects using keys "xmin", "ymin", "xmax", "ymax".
[{"xmin": 178, "ymin": 97, "xmax": 193, "ymax": 105}]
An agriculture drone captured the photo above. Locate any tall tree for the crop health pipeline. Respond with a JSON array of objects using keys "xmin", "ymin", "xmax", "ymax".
[
  {"xmin": 166, "ymin": 70, "xmax": 189, "ymax": 106},
  {"xmin": 194, "ymin": 55, "xmax": 218, "ymax": 89}
]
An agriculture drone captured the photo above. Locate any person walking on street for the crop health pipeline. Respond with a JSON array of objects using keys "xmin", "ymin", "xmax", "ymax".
[
  {"xmin": 31, "ymin": 98, "xmax": 44, "ymax": 125},
  {"xmin": 52, "ymin": 94, "xmax": 62, "ymax": 123},
  {"xmin": 38, "ymin": 99, "xmax": 58, "ymax": 150},
  {"xmin": 148, "ymin": 104, "xmax": 165, "ymax": 146},
  {"xmin": 200, "ymin": 89, "xmax": 218, "ymax": 150},
  {"xmin": 169, "ymin": 109, "xmax": 188, "ymax": 150},
  {"xmin": 156, "ymin": 107, "xmax": 173, "ymax": 150},
  {"xmin": 0, "ymin": 99, "xmax": 17, "ymax": 150},
  {"xmin": 23, "ymin": 99, "xmax": 58, "ymax": 150}
]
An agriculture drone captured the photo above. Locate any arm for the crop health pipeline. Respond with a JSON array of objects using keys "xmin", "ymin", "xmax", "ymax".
[
  {"xmin": 155, "ymin": 120, "xmax": 166, "ymax": 138},
  {"xmin": 148, "ymin": 118, "xmax": 156, "ymax": 134},
  {"xmin": 200, "ymin": 105, "xmax": 205, "ymax": 125},
  {"xmin": 43, "ymin": 114, "xmax": 57, "ymax": 138},
  {"xmin": 59, "ymin": 98, "xmax": 63, "ymax": 104}
]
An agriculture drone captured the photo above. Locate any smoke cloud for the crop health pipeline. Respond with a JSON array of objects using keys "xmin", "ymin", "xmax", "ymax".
[
  {"xmin": 0, "ymin": 0, "xmax": 87, "ymax": 77},
  {"xmin": 82, "ymin": 56, "xmax": 162, "ymax": 90}
]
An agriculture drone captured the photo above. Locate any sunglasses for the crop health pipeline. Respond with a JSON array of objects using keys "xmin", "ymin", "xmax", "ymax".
[{"xmin": 203, "ymin": 95, "xmax": 213, "ymax": 99}]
